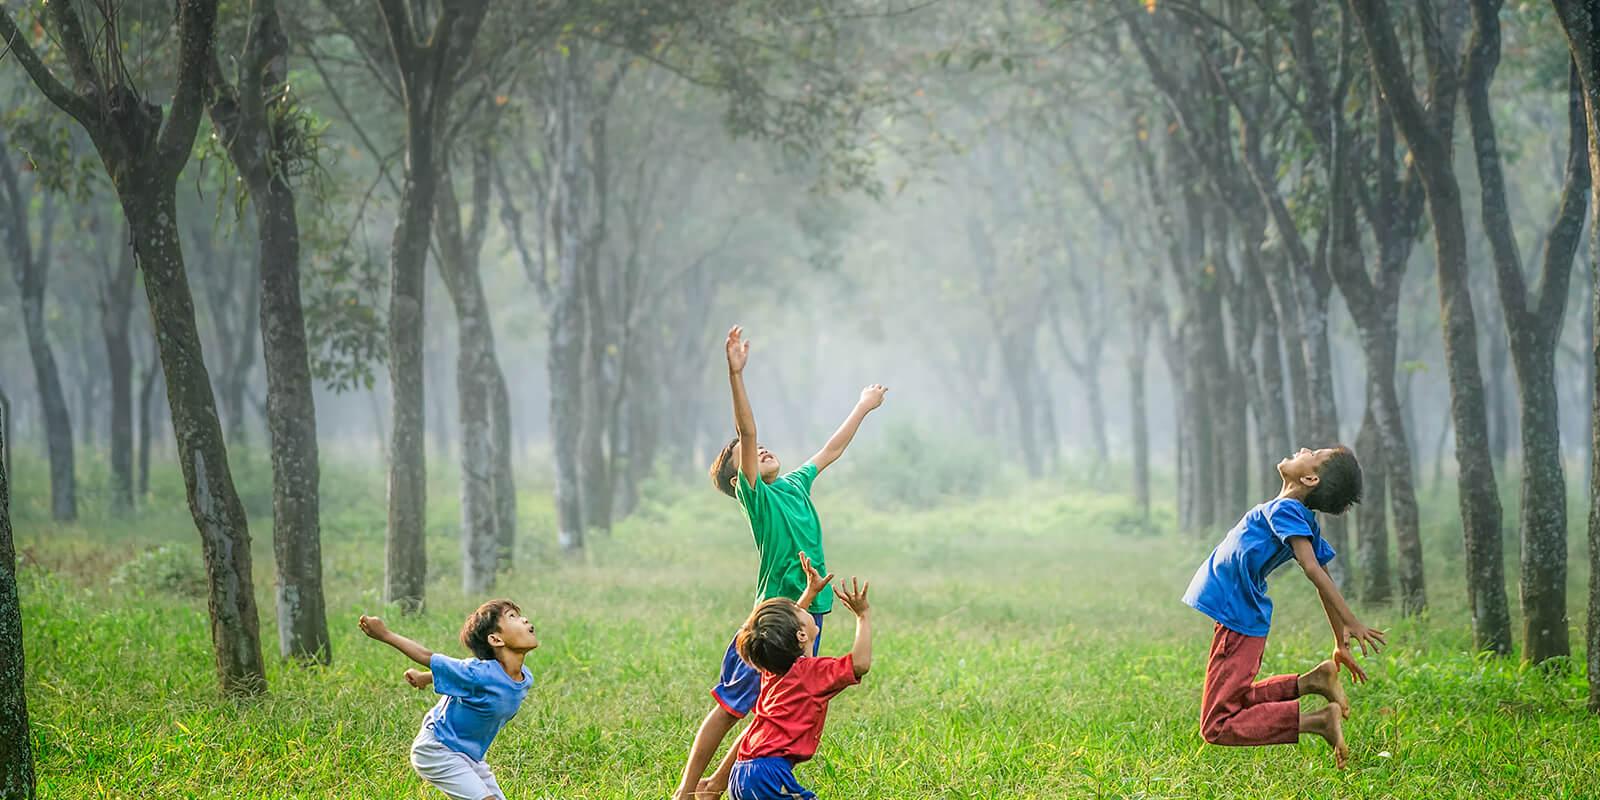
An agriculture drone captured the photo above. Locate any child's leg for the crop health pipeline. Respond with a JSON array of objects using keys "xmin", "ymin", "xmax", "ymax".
[
  {"xmin": 1199, "ymin": 624, "xmax": 1300, "ymax": 746},
  {"xmin": 1300, "ymin": 702, "xmax": 1349, "ymax": 768},
  {"xmin": 411, "ymin": 728, "xmax": 497, "ymax": 800},
  {"xmin": 672, "ymin": 706, "xmax": 739, "ymax": 799}
]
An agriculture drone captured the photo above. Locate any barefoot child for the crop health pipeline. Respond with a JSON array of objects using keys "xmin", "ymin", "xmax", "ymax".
[
  {"xmin": 359, "ymin": 601, "xmax": 539, "ymax": 800},
  {"xmin": 1181, "ymin": 446, "xmax": 1386, "ymax": 768},
  {"xmin": 720, "ymin": 575, "xmax": 872, "ymax": 800},
  {"xmin": 672, "ymin": 325, "xmax": 885, "ymax": 799}
]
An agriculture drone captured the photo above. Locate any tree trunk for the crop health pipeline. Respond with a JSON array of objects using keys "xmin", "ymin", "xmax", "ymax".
[
  {"xmin": 435, "ymin": 161, "xmax": 502, "ymax": 594},
  {"xmin": 0, "ymin": 418, "xmax": 34, "ymax": 798},
  {"xmin": 0, "ymin": 384, "xmax": 10, "ymax": 487},
  {"xmin": 0, "ymin": 152, "xmax": 76, "ymax": 522},
  {"xmin": 102, "ymin": 229, "xmax": 137, "ymax": 514},
  {"xmin": 129, "ymin": 187, "xmax": 268, "ymax": 694},
  {"xmin": 550, "ymin": 47, "xmax": 589, "ymax": 553},
  {"xmin": 1353, "ymin": 0, "xmax": 1512, "ymax": 654},
  {"xmin": 137, "ymin": 337, "xmax": 163, "ymax": 502},
  {"xmin": 1467, "ymin": 0, "xmax": 1585, "ymax": 663},
  {"xmin": 489, "ymin": 367, "xmax": 517, "ymax": 564},
  {"xmin": 1354, "ymin": 403, "xmax": 1393, "ymax": 604},
  {"xmin": 1128, "ymin": 289, "xmax": 1151, "ymax": 520}
]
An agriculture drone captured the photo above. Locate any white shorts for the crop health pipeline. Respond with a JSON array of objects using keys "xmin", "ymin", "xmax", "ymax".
[{"xmin": 410, "ymin": 727, "xmax": 505, "ymax": 800}]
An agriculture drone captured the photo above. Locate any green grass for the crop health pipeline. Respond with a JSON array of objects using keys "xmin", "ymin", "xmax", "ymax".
[{"xmin": 11, "ymin": 451, "xmax": 1600, "ymax": 798}]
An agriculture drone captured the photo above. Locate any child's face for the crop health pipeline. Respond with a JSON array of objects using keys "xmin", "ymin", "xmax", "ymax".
[
  {"xmin": 1278, "ymin": 447, "xmax": 1337, "ymax": 485},
  {"xmin": 792, "ymin": 605, "xmax": 818, "ymax": 651},
  {"xmin": 757, "ymin": 445, "xmax": 781, "ymax": 481},
  {"xmin": 489, "ymin": 608, "xmax": 540, "ymax": 654}
]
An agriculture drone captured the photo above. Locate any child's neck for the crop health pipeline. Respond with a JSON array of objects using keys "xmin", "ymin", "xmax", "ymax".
[
  {"xmin": 494, "ymin": 650, "xmax": 528, "ymax": 680},
  {"xmin": 1275, "ymin": 478, "xmax": 1312, "ymax": 503}
]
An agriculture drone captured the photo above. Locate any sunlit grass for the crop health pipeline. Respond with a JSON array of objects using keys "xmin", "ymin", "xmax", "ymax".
[{"xmin": 11, "ymin": 452, "xmax": 1600, "ymax": 798}]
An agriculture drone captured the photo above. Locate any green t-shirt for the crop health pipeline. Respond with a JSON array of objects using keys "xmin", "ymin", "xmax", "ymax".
[{"xmin": 735, "ymin": 461, "xmax": 831, "ymax": 614}]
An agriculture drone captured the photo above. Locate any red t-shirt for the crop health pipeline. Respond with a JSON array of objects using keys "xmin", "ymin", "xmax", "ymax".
[{"xmin": 736, "ymin": 654, "xmax": 860, "ymax": 763}]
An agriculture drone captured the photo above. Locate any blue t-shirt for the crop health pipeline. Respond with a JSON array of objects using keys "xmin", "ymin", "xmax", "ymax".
[
  {"xmin": 421, "ymin": 654, "xmax": 532, "ymax": 762},
  {"xmin": 1181, "ymin": 498, "xmax": 1336, "ymax": 637}
]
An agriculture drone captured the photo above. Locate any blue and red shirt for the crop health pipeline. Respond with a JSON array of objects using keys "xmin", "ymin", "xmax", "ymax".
[{"xmin": 736, "ymin": 654, "xmax": 860, "ymax": 763}]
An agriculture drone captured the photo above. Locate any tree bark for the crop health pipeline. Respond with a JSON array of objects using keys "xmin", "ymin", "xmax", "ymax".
[
  {"xmin": 0, "ymin": 148, "xmax": 76, "ymax": 522},
  {"xmin": 374, "ymin": 0, "xmax": 491, "ymax": 607},
  {"xmin": 137, "ymin": 337, "xmax": 163, "ymax": 503},
  {"xmin": 0, "ymin": 418, "xmax": 34, "ymax": 798},
  {"xmin": 550, "ymin": 46, "xmax": 591, "ymax": 553},
  {"xmin": 1353, "ymin": 0, "xmax": 1512, "ymax": 654},
  {"xmin": 435, "ymin": 151, "xmax": 506, "ymax": 593},
  {"xmin": 101, "ymin": 225, "xmax": 138, "ymax": 514}
]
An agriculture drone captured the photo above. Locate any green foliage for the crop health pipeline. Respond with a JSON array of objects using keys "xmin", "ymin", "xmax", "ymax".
[{"xmin": 108, "ymin": 544, "xmax": 207, "ymax": 599}]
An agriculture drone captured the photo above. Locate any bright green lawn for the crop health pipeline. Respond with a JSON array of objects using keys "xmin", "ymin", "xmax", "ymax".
[{"xmin": 10, "ymin": 452, "xmax": 1600, "ymax": 798}]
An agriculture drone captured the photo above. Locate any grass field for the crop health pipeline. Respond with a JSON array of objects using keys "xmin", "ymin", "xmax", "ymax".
[{"xmin": 10, "ymin": 449, "xmax": 1600, "ymax": 798}]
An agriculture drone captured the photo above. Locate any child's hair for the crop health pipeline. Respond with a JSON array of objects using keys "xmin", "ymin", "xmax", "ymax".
[
  {"xmin": 736, "ymin": 597, "xmax": 806, "ymax": 675},
  {"xmin": 460, "ymin": 599, "xmax": 521, "ymax": 660},
  {"xmin": 1305, "ymin": 446, "xmax": 1362, "ymax": 515},
  {"xmin": 709, "ymin": 436, "xmax": 740, "ymax": 498}
]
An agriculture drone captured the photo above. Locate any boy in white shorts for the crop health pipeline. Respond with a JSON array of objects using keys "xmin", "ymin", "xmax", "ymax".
[{"xmin": 359, "ymin": 599, "xmax": 539, "ymax": 800}]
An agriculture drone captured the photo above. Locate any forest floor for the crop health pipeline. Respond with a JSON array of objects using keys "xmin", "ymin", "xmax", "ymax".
[{"xmin": 10, "ymin": 451, "xmax": 1599, "ymax": 798}]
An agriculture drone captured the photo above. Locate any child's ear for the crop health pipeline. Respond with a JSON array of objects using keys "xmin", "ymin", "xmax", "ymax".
[
  {"xmin": 1300, "ymin": 472, "xmax": 1321, "ymax": 489},
  {"xmin": 487, "ymin": 631, "xmax": 506, "ymax": 648}
]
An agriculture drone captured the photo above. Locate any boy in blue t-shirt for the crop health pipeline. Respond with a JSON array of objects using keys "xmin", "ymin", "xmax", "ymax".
[
  {"xmin": 671, "ymin": 325, "xmax": 885, "ymax": 800},
  {"xmin": 1182, "ymin": 446, "xmax": 1386, "ymax": 768},
  {"xmin": 359, "ymin": 600, "xmax": 538, "ymax": 800}
]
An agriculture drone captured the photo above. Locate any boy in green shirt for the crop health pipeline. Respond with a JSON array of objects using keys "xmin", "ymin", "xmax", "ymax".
[{"xmin": 671, "ymin": 325, "xmax": 886, "ymax": 800}]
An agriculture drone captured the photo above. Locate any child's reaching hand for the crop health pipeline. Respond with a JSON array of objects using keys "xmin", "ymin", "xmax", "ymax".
[
  {"xmin": 358, "ymin": 615, "xmax": 391, "ymax": 641},
  {"xmin": 726, "ymin": 326, "xmax": 750, "ymax": 374},
  {"xmin": 858, "ymin": 384, "xmax": 887, "ymax": 411},
  {"xmin": 404, "ymin": 668, "xmax": 432, "ymax": 690},
  {"xmin": 834, "ymin": 577, "xmax": 870, "ymax": 617},
  {"xmin": 800, "ymin": 551, "xmax": 834, "ymax": 597}
]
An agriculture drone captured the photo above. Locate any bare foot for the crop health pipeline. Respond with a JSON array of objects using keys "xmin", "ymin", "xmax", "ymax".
[
  {"xmin": 1300, "ymin": 659, "xmax": 1350, "ymax": 718},
  {"xmin": 1302, "ymin": 703, "xmax": 1349, "ymax": 769}
]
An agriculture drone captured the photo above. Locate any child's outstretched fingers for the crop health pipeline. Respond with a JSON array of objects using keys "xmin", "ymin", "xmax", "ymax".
[{"xmin": 1334, "ymin": 647, "xmax": 1368, "ymax": 683}]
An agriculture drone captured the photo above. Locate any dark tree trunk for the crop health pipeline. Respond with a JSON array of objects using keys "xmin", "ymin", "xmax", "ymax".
[
  {"xmin": 1354, "ymin": 404, "xmax": 1393, "ymax": 604},
  {"xmin": 489, "ymin": 370, "xmax": 516, "ymax": 565},
  {"xmin": 102, "ymin": 228, "xmax": 137, "ymax": 514},
  {"xmin": 1556, "ymin": 0, "xmax": 1600, "ymax": 712},
  {"xmin": 1353, "ymin": 0, "xmax": 1512, "ymax": 654},
  {"xmin": 0, "ymin": 384, "xmax": 10, "ymax": 487},
  {"xmin": 0, "ymin": 151, "xmax": 76, "ymax": 522},
  {"xmin": 1466, "ymin": 6, "xmax": 1587, "ymax": 663},
  {"xmin": 0, "ymin": 419, "xmax": 34, "ymax": 798},
  {"xmin": 137, "ymin": 337, "xmax": 163, "ymax": 502},
  {"xmin": 1128, "ymin": 288, "xmax": 1152, "ymax": 520}
]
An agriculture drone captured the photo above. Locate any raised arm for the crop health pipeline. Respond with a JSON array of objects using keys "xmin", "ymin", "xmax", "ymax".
[
  {"xmin": 809, "ymin": 384, "xmax": 887, "ymax": 473},
  {"xmin": 358, "ymin": 615, "xmax": 434, "ymax": 668},
  {"xmin": 726, "ymin": 326, "xmax": 759, "ymax": 484},
  {"xmin": 1291, "ymin": 538, "xmax": 1386, "ymax": 681},
  {"xmin": 795, "ymin": 550, "xmax": 835, "ymax": 610},
  {"xmin": 833, "ymin": 577, "xmax": 872, "ymax": 678}
]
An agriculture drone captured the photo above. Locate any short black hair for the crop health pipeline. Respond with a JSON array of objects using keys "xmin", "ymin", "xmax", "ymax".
[
  {"xmin": 710, "ymin": 437, "xmax": 740, "ymax": 498},
  {"xmin": 460, "ymin": 599, "xmax": 520, "ymax": 660},
  {"xmin": 1305, "ymin": 446, "xmax": 1362, "ymax": 515},
  {"xmin": 736, "ymin": 598, "xmax": 806, "ymax": 675}
]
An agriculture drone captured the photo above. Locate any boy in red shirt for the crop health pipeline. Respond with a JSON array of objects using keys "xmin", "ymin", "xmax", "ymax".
[{"xmin": 709, "ymin": 575, "xmax": 872, "ymax": 799}]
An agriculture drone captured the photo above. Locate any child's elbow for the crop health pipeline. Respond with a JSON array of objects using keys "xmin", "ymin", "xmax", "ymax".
[{"xmin": 853, "ymin": 660, "xmax": 871, "ymax": 678}]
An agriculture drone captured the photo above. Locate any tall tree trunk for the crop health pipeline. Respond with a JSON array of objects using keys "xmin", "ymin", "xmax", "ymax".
[
  {"xmin": 1128, "ymin": 288, "xmax": 1151, "ymax": 520},
  {"xmin": 435, "ymin": 156, "xmax": 503, "ymax": 593},
  {"xmin": 489, "ymin": 371, "xmax": 516, "ymax": 564},
  {"xmin": 550, "ymin": 46, "xmax": 590, "ymax": 553},
  {"xmin": 137, "ymin": 337, "xmax": 162, "ymax": 503},
  {"xmin": 0, "ymin": 418, "xmax": 34, "ymax": 798},
  {"xmin": 1465, "ymin": 7, "xmax": 1587, "ymax": 662},
  {"xmin": 1556, "ymin": 0, "xmax": 1600, "ymax": 712},
  {"xmin": 102, "ymin": 228, "xmax": 137, "ymax": 514},
  {"xmin": 1354, "ymin": 402, "xmax": 1393, "ymax": 603},
  {"xmin": 0, "ymin": 155, "xmax": 76, "ymax": 522},
  {"xmin": 1353, "ymin": 0, "xmax": 1512, "ymax": 654},
  {"xmin": 0, "ymin": 384, "xmax": 10, "ymax": 487}
]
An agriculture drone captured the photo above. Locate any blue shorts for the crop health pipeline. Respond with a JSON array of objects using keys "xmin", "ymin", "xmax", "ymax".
[
  {"xmin": 711, "ymin": 613, "xmax": 825, "ymax": 717},
  {"xmin": 730, "ymin": 757, "xmax": 815, "ymax": 800}
]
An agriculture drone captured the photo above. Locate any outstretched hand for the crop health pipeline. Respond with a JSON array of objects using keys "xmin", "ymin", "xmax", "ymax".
[
  {"xmin": 858, "ymin": 384, "xmax": 887, "ymax": 410},
  {"xmin": 1333, "ymin": 645, "xmax": 1367, "ymax": 683},
  {"xmin": 725, "ymin": 326, "xmax": 750, "ymax": 373},
  {"xmin": 799, "ymin": 550, "xmax": 835, "ymax": 597},
  {"xmin": 404, "ymin": 668, "xmax": 431, "ymax": 689},
  {"xmin": 834, "ymin": 577, "xmax": 871, "ymax": 616},
  {"xmin": 1345, "ymin": 621, "xmax": 1387, "ymax": 656}
]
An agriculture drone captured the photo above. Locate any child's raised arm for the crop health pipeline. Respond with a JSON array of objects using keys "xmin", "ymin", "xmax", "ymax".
[
  {"xmin": 726, "ymin": 326, "xmax": 759, "ymax": 484},
  {"xmin": 358, "ymin": 615, "xmax": 434, "ymax": 668},
  {"xmin": 1290, "ymin": 538, "xmax": 1387, "ymax": 681},
  {"xmin": 809, "ymin": 384, "xmax": 887, "ymax": 473},
  {"xmin": 833, "ymin": 577, "xmax": 872, "ymax": 677}
]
